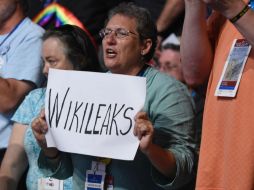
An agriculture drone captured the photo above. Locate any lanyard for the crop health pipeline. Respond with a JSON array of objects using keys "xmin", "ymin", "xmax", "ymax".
[{"xmin": 0, "ymin": 19, "xmax": 25, "ymax": 47}]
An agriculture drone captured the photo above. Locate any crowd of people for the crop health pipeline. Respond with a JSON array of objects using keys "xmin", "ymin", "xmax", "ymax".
[{"xmin": 0, "ymin": 0, "xmax": 253, "ymax": 189}]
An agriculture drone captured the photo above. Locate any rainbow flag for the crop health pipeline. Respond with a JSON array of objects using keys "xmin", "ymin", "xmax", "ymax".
[{"xmin": 33, "ymin": 2, "xmax": 97, "ymax": 49}]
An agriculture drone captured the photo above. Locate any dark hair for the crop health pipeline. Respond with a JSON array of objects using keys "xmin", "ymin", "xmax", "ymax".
[
  {"xmin": 162, "ymin": 43, "xmax": 180, "ymax": 52},
  {"xmin": 19, "ymin": 0, "xmax": 29, "ymax": 14},
  {"xmin": 42, "ymin": 24, "xmax": 101, "ymax": 72},
  {"xmin": 106, "ymin": 2, "xmax": 157, "ymax": 62}
]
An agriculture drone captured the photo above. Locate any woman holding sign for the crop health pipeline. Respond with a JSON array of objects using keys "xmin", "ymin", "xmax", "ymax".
[
  {"xmin": 0, "ymin": 24, "xmax": 101, "ymax": 190},
  {"xmin": 32, "ymin": 3, "xmax": 197, "ymax": 190}
]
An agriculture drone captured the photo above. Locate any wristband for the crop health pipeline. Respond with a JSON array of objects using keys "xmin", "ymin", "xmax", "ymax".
[{"xmin": 230, "ymin": 4, "xmax": 250, "ymax": 23}]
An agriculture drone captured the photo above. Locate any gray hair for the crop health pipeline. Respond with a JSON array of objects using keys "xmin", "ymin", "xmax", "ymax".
[{"xmin": 105, "ymin": 2, "xmax": 157, "ymax": 62}]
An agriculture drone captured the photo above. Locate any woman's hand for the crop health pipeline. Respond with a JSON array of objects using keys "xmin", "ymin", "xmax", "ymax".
[
  {"xmin": 32, "ymin": 109, "xmax": 59, "ymax": 157},
  {"xmin": 31, "ymin": 108, "xmax": 48, "ymax": 149},
  {"xmin": 133, "ymin": 111, "xmax": 154, "ymax": 154}
]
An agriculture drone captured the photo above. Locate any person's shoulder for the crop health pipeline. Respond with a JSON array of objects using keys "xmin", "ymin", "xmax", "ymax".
[
  {"xmin": 21, "ymin": 17, "xmax": 45, "ymax": 36},
  {"xmin": 145, "ymin": 66, "xmax": 185, "ymax": 89},
  {"xmin": 27, "ymin": 88, "xmax": 46, "ymax": 99}
]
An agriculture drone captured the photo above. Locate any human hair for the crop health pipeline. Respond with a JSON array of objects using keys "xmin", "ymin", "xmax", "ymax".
[
  {"xmin": 19, "ymin": 0, "xmax": 29, "ymax": 14},
  {"xmin": 42, "ymin": 24, "xmax": 101, "ymax": 72},
  {"xmin": 162, "ymin": 43, "xmax": 180, "ymax": 52},
  {"xmin": 106, "ymin": 2, "xmax": 157, "ymax": 62}
]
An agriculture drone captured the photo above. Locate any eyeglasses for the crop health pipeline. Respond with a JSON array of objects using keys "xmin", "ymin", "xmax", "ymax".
[{"xmin": 99, "ymin": 28, "xmax": 137, "ymax": 39}]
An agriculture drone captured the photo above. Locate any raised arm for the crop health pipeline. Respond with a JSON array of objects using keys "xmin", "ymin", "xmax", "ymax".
[
  {"xmin": 203, "ymin": 0, "xmax": 254, "ymax": 46},
  {"xmin": 181, "ymin": 0, "xmax": 213, "ymax": 87},
  {"xmin": 156, "ymin": 0, "xmax": 185, "ymax": 34}
]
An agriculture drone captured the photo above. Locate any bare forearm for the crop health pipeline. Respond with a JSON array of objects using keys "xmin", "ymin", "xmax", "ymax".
[
  {"xmin": 0, "ymin": 177, "xmax": 16, "ymax": 190},
  {"xmin": 181, "ymin": 1, "xmax": 213, "ymax": 87},
  {"xmin": 0, "ymin": 145, "xmax": 28, "ymax": 190},
  {"xmin": 235, "ymin": 10, "xmax": 254, "ymax": 46},
  {"xmin": 144, "ymin": 143, "xmax": 176, "ymax": 180},
  {"xmin": 157, "ymin": 0, "xmax": 185, "ymax": 33},
  {"xmin": 217, "ymin": 0, "xmax": 254, "ymax": 46},
  {"xmin": 0, "ymin": 78, "xmax": 14, "ymax": 112},
  {"xmin": 0, "ymin": 78, "xmax": 33, "ymax": 113},
  {"xmin": 0, "ymin": 124, "xmax": 28, "ymax": 189}
]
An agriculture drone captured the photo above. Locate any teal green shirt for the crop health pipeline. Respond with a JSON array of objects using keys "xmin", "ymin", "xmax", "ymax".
[{"xmin": 39, "ymin": 67, "xmax": 196, "ymax": 190}]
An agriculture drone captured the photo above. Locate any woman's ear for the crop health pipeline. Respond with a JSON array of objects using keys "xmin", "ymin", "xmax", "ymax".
[{"xmin": 141, "ymin": 39, "xmax": 152, "ymax": 55}]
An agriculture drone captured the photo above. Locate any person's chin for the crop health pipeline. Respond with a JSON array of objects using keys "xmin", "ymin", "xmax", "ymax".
[{"xmin": 104, "ymin": 60, "xmax": 117, "ymax": 70}]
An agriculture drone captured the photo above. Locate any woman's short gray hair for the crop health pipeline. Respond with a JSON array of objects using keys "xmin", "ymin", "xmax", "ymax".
[{"xmin": 106, "ymin": 2, "xmax": 157, "ymax": 62}]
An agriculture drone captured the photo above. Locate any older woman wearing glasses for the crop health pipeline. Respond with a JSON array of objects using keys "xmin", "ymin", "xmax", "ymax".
[{"xmin": 32, "ymin": 3, "xmax": 197, "ymax": 190}]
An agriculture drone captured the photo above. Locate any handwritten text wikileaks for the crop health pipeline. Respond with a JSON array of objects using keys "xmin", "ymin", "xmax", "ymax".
[{"xmin": 47, "ymin": 88, "xmax": 134, "ymax": 136}]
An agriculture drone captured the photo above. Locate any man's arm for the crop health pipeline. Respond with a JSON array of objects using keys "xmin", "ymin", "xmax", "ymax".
[
  {"xmin": 181, "ymin": 0, "xmax": 213, "ymax": 87},
  {"xmin": 0, "ymin": 78, "xmax": 34, "ymax": 113},
  {"xmin": 156, "ymin": 0, "xmax": 185, "ymax": 34},
  {"xmin": 203, "ymin": 0, "xmax": 254, "ymax": 46}
]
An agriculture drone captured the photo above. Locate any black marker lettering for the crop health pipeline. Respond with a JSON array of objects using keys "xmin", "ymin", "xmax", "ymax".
[
  {"xmin": 68, "ymin": 102, "xmax": 83, "ymax": 131},
  {"xmin": 93, "ymin": 104, "xmax": 106, "ymax": 135},
  {"xmin": 120, "ymin": 107, "xmax": 134, "ymax": 135},
  {"xmin": 100, "ymin": 104, "xmax": 112, "ymax": 135},
  {"xmin": 48, "ymin": 88, "xmax": 70, "ymax": 128},
  {"xmin": 109, "ymin": 104, "xmax": 125, "ymax": 135},
  {"xmin": 84, "ymin": 103, "xmax": 94, "ymax": 134},
  {"xmin": 64, "ymin": 101, "xmax": 72, "ymax": 129},
  {"xmin": 79, "ymin": 103, "xmax": 88, "ymax": 133}
]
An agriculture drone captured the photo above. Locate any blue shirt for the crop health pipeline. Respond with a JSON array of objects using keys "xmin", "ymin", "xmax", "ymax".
[
  {"xmin": 0, "ymin": 17, "xmax": 44, "ymax": 149},
  {"xmin": 12, "ymin": 88, "xmax": 72, "ymax": 190}
]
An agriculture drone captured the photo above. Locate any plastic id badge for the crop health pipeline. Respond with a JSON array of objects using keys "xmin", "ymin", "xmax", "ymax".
[
  {"xmin": 85, "ymin": 170, "xmax": 106, "ymax": 190},
  {"xmin": 38, "ymin": 177, "xmax": 63, "ymax": 190},
  {"xmin": 215, "ymin": 39, "xmax": 251, "ymax": 97}
]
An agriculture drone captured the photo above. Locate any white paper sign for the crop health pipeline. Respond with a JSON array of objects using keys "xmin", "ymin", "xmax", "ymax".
[{"xmin": 45, "ymin": 69, "xmax": 146, "ymax": 160}]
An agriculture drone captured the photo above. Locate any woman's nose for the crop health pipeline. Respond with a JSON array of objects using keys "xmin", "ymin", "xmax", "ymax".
[
  {"xmin": 42, "ymin": 63, "xmax": 50, "ymax": 76},
  {"xmin": 104, "ymin": 32, "xmax": 117, "ymax": 44}
]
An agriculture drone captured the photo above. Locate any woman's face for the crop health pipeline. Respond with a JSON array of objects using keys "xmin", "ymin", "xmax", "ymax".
[
  {"xmin": 42, "ymin": 37, "xmax": 74, "ymax": 78},
  {"xmin": 159, "ymin": 49, "xmax": 184, "ymax": 82},
  {"xmin": 102, "ymin": 14, "xmax": 146, "ymax": 75}
]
